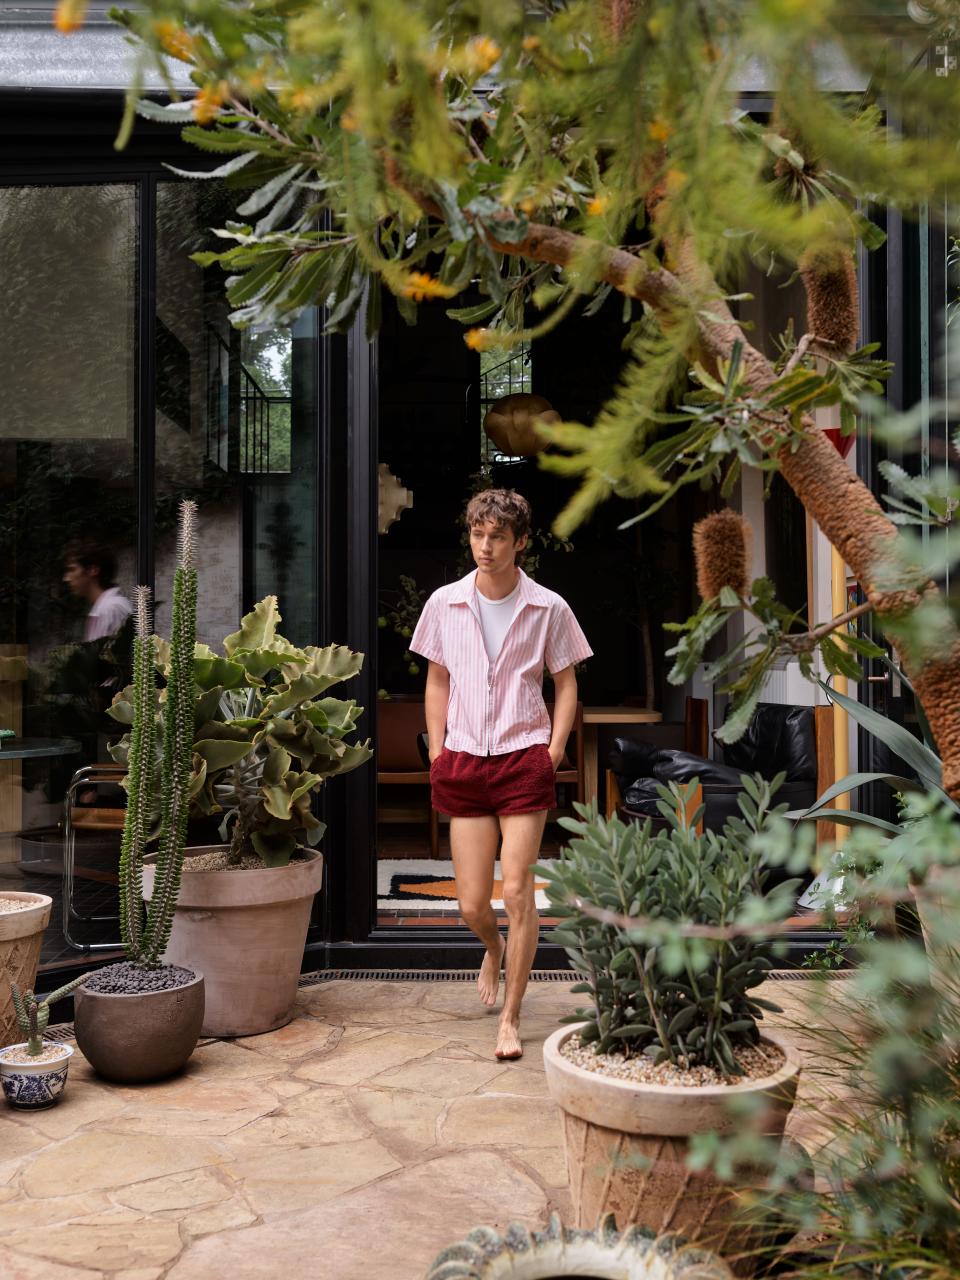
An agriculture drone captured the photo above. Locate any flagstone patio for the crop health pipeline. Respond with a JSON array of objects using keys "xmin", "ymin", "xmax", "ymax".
[{"xmin": 0, "ymin": 974, "xmax": 832, "ymax": 1280}]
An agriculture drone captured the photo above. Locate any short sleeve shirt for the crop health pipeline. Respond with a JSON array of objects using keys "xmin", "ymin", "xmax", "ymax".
[{"xmin": 410, "ymin": 569, "xmax": 592, "ymax": 756}]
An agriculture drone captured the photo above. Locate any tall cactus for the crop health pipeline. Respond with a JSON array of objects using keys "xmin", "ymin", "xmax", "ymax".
[
  {"xmin": 141, "ymin": 500, "xmax": 198, "ymax": 967},
  {"xmin": 116, "ymin": 499, "xmax": 198, "ymax": 970},
  {"xmin": 117, "ymin": 585, "xmax": 156, "ymax": 957}
]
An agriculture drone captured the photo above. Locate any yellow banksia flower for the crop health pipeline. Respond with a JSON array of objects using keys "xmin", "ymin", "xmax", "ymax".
[
  {"xmin": 464, "ymin": 328, "xmax": 496, "ymax": 352},
  {"xmin": 340, "ymin": 109, "xmax": 358, "ymax": 132},
  {"xmin": 648, "ymin": 117, "xmax": 672, "ymax": 143},
  {"xmin": 586, "ymin": 195, "xmax": 609, "ymax": 217},
  {"xmin": 192, "ymin": 83, "xmax": 225, "ymax": 126},
  {"xmin": 519, "ymin": 197, "xmax": 537, "ymax": 215},
  {"xmin": 153, "ymin": 21, "xmax": 196, "ymax": 62},
  {"xmin": 521, "ymin": 35, "xmax": 540, "ymax": 52},
  {"xmin": 402, "ymin": 272, "xmax": 456, "ymax": 303},
  {"xmin": 465, "ymin": 35, "xmax": 501, "ymax": 76},
  {"xmin": 53, "ymin": 0, "xmax": 87, "ymax": 33}
]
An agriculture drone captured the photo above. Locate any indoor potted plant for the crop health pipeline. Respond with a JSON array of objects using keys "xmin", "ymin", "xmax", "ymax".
[
  {"xmin": 0, "ymin": 976, "xmax": 87, "ymax": 1108},
  {"xmin": 539, "ymin": 779, "xmax": 802, "ymax": 1273},
  {"xmin": 73, "ymin": 500, "xmax": 204, "ymax": 1083},
  {"xmin": 114, "ymin": 595, "xmax": 372, "ymax": 1037},
  {"xmin": 1, "ymin": 890, "xmax": 53, "ymax": 1049}
]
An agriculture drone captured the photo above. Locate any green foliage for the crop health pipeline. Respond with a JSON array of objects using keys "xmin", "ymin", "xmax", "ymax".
[
  {"xmin": 537, "ymin": 779, "xmax": 799, "ymax": 1075},
  {"xmin": 10, "ymin": 976, "xmax": 88, "ymax": 1057},
  {"xmin": 664, "ymin": 578, "xmax": 883, "ymax": 744},
  {"xmin": 110, "ymin": 595, "xmax": 373, "ymax": 868},
  {"xmin": 111, "ymin": 1, "xmax": 932, "ymax": 519}
]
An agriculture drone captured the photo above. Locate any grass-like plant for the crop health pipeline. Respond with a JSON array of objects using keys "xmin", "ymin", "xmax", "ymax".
[
  {"xmin": 539, "ymin": 778, "xmax": 800, "ymax": 1075},
  {"xmin": 117, "ymin": 499, "xmax": 197, "ymax": 968},
  {"xmin": 8, "ymin": 977, "xmax": 87, "ymax": 1056}
]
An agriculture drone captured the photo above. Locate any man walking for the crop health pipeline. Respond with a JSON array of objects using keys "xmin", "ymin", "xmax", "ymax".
[{"xmin": 410, "ymin": 490, "xmax": 592, "ymax": 1060}]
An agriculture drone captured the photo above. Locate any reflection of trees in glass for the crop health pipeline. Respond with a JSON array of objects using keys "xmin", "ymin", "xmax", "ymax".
[{"xmin": 243, "ymin": 328, "xmax": 293, "ymax": 472}]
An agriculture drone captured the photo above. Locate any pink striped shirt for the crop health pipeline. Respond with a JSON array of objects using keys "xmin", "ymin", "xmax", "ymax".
[{"xmin": 410, "ymin": 569, "xmax": 593, "ymax": 756}]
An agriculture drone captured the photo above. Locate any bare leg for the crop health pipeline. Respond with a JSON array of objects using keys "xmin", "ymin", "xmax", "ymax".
[
  {"xmin": 450, "ymin": 815, "xmax": 504, "ymax": 1007},
  {"xmin": 495, "ymin": 810, "xmax": 547, "ymax": 1059}
]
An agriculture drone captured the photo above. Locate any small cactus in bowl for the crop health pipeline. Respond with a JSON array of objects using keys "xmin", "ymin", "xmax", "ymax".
[{"xmin": 0, "ymin": 976, "xmax": 86, "ymax": 1108}]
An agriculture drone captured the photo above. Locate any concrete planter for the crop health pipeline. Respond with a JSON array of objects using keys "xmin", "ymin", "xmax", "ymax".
[
  {"xmin": 543, "ymin": 1024, "xmax": 800, "ymax": 1273},
  {"xmin": 0, "ymin": 892, "xmax": 52, "ymax": 1049},
  {"xmin": 142, "ymin": 846, "xmax": 324, "ymax": 1038},
  {"xmin": 73, "ymin": 973, "xmax": 205, "ymax": 1083},
  {"xmin": 426, "ymin": 1213, "xmax": 733, "ymax": 1279},
  {"xmin": 0, "ymin": 1042, "xmax": 73, "ymax": 1108}
]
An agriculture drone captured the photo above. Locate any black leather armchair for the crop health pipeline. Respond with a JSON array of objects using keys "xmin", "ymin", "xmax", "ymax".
[{"xmin": 609, "ymin": 702, "xmax": 818, "ymax": 835}]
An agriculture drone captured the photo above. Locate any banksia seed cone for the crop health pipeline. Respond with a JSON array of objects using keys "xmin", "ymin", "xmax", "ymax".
[
  {"xmin": 693, "ymin": 509, "xmax": 752, "ymax": 602},
  {"xmin": 799, "ymin": 243, "xmax": 859, "ymax": 355}
]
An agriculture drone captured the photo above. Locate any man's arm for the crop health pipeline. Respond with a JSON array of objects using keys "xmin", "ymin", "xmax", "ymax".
[
  {"xmin": 425, "ymin": 661, "xmax": 450, "ymax": 762},
  {"xmin": 548, "ymin": 665, "xmax": 578, "ymax": 772}
]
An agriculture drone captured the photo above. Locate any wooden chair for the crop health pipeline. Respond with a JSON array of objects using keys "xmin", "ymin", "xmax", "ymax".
[
  {"xmin": 376, "ymin": 699, "xmax": 439, "ymax": 857},
  {"xmin": 548, "ymin": 700, "xmax": 586, "ymax": 811}
]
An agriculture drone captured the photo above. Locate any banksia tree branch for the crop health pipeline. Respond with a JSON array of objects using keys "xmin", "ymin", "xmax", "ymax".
[
  {"xmin": 117, "ymin": 585, "xmax": 156, "ymax": 963},
  {"xmin": 142, "ymin": 500, "xmax": 198, "ymax": 967}
]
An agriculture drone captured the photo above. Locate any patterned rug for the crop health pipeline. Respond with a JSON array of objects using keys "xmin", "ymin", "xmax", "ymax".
[{"xmin": 377, "ymin": 859, "xmax": 550, "ymax": 912}]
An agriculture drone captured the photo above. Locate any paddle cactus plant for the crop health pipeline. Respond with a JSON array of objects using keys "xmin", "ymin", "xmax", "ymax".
[
  {"xmin": 109, "ymin": 593, "xmax": 372, "ymax": 869},
  {"xmin": 426, "ymin": 1214, "xmax": 732, "ymax": 1279}
]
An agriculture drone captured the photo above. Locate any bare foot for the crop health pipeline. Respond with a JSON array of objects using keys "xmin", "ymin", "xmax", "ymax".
[
  {"xmin": 495, "ymin": 1018, "xmax": 523, "ymax": 1060},
  {"xmin": 478, "ymin": 935, "xmax": 505, "ymax": 1007}
]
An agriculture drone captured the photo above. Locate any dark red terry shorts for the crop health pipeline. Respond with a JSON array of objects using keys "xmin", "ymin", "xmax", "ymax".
[{"xmin": 430, "ymin": 744, "xmax": 556, "ymax": 818}]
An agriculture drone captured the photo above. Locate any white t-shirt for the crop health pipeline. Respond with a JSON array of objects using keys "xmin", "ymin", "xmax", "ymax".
[
  {"xmin": 84, "ymin": 587, "xmax": 133, "ymax": 642},
  {"xmin": 476, "ymin": 580, "xmax": 520, "ymax": 665}
]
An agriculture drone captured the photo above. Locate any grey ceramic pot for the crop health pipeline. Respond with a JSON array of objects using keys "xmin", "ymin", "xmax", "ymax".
[{"xmin": 73, "ymin": 972, "xmax": 204, "ymax": 1083}]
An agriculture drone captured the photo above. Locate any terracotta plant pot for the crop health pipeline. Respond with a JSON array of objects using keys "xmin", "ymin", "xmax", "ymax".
[
  {"xmin": 0, "ymin": 892, "xmax": 52, "ymax": 1049},
  {"xmin": 0, "ymin": 1042, "xmax": 73, "ymax": 1109},
  {"xmin": 543, "ymin": 1024, "xmax": 801, "ymax": 1274},
  {"xmin": 142, "ymin": 846, "xmax": 324, "ymax": 1038},
  {"xmin": 73, "ymin": 972, "xmax": 204, "ymax": 1083}
]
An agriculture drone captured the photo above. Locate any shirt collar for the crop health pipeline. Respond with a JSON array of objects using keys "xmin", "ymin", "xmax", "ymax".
[{"xmin": 448, "ymin": 568, "xmax": 549, "ymax": 608}]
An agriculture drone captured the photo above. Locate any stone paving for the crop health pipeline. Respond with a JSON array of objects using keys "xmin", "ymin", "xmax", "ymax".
[{"xmin": 0, "ymin": 975, "xmax": 832, "ymax": 1280}]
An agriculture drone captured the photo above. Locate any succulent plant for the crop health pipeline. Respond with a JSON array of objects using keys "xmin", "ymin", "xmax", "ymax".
[
  {"xmin": 110, "ymin": 594, "xmax": 372, "ymax": 868},
  {"xmin": 538, "ymin": 779, "xmax": 798, "ymax": 1075},
  {"xmin": 425, "ymin": 1213, "xmax": 732, "ymax": 1279},
  {"xmin": 9, "ymin": 977, "xmax": 87, "ymax": 1056}
]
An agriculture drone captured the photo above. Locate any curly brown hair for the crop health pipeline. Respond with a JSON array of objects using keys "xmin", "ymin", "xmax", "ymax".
[{"xmin": 463, "ymin": 489, "xmax": 532, "ymax": 543}]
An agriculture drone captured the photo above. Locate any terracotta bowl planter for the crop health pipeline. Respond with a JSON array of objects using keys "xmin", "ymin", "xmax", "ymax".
[
  {"xmin": 142, "ymin": 846, "xmax": 324, "ymax": 1038},
  {"xmin": 1, "ymin": 892, "xmax": 52, "ymax": 1049},
  {"xmin": 543, "ymin": 1024, "xmax": 801, "ymax": 1273},
  {"xmin": 73, "ymin": 972, "xmax": 205, "ymax": 1083},
  {"xmin": 1, "ymin": 1042, "xmax": 74, "ymax": 1108}
]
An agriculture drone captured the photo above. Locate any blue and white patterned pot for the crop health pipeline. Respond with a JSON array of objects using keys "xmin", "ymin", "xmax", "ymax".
[{"xmin": 0, "ymin": 1043, "xmax": 73, "ymax": 1109}]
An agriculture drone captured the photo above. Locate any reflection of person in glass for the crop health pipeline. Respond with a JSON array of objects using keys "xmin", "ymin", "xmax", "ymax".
[{"xmin": 62, "ymin": 543, "xmax": 133, "ymax": 641}]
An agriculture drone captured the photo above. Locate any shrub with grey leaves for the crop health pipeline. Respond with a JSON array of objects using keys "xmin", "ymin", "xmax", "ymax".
[{"xmin": 538, "ymin": 776, "xmax": 799, "ymax": 1076}]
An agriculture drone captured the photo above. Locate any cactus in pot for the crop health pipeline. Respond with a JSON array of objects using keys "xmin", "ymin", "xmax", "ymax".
[
  {"xmin": 72, "ymin": 501, "xmax": 205, "ymax": 1082},
  {"xmin": 0, "ymin": 976, "xmax": 87, "ymax": 1108},
  {"xmin": 107, "ymin": 593, "xmax": 372, "ymax": 1036}
]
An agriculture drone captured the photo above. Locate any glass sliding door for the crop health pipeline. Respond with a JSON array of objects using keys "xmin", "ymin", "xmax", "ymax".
[
  {"xmin": 0, "ymin": 182, "xmax": 138, "ymax": 959},
  {"xmin": 155, "ymin": 181, "xmax": 319, "ymax": 647}
]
